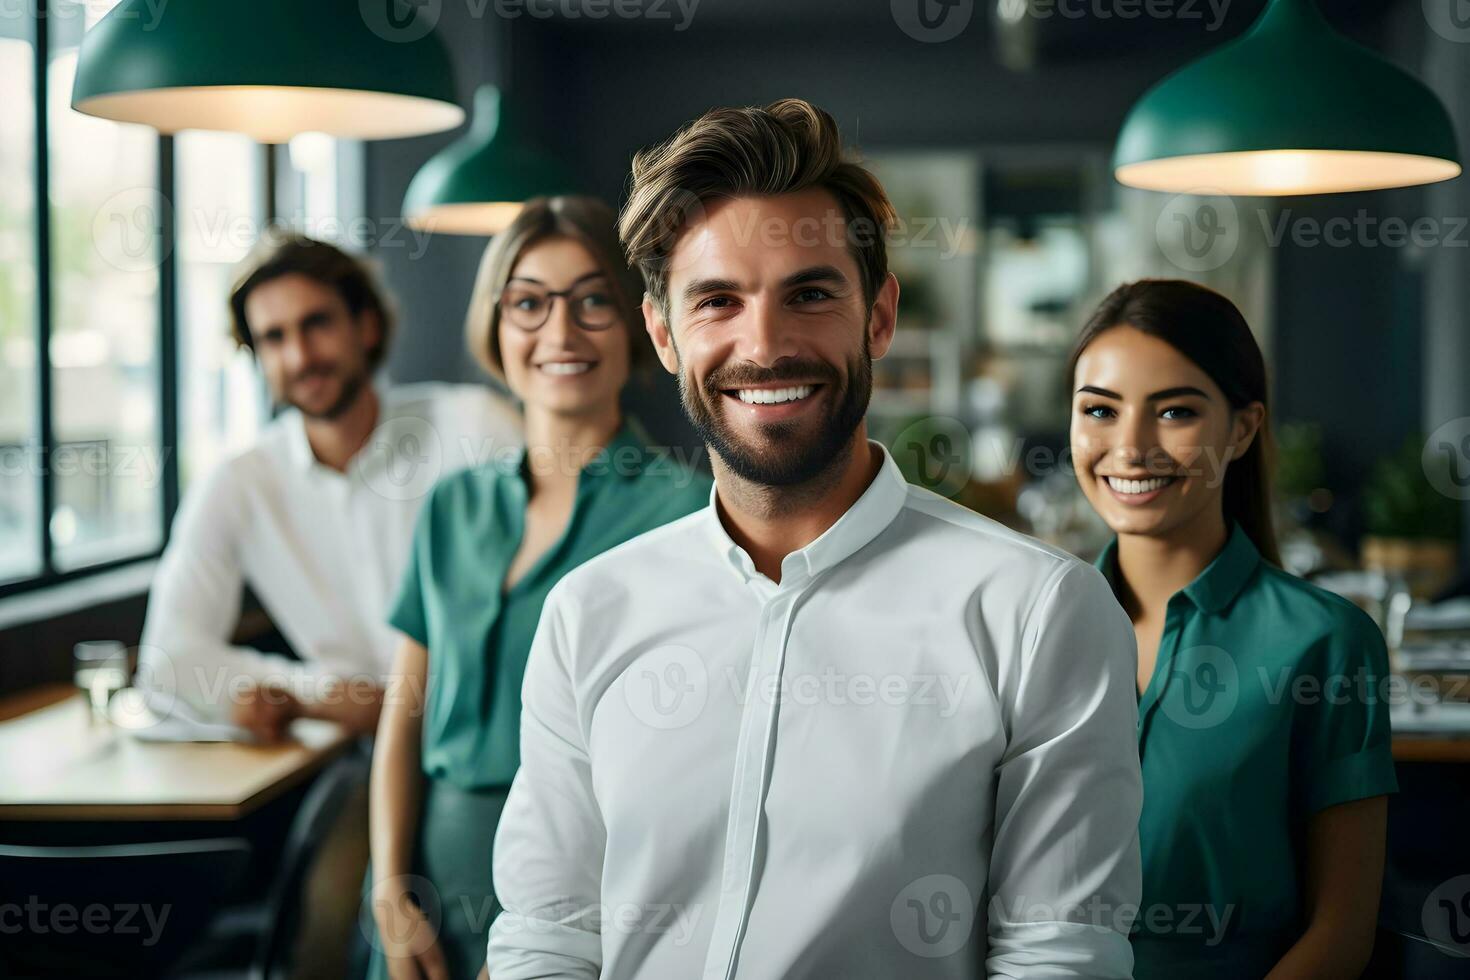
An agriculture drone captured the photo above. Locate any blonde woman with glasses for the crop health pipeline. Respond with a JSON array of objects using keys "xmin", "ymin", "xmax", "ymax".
[{"xmin": 365, "ymin": 197, "xmax": 710, "ymax": 980}]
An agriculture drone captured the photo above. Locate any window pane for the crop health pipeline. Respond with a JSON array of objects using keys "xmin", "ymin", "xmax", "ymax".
[
  {"xmin": 48, "ymin": 0, "xmax": 162, "ymax": 570},
  {"xmin": 286, "ymin": 132, "xmax": 341, "ymax": 230},
  {"xmin": 176, "ymin": 131, "xmax": 263, "ymax": 487},
  {"xmin": 0, "ymin": 14, "xmax": 38, "ymax": 584},
  {"xmin": 275, "ymin": 134, "xmax": 365, "ymax": 237}
]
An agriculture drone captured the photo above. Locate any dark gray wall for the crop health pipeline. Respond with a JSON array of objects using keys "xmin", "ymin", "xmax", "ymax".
[
  {"xmin": 365, "ymin": 2, "xmax": 1238, "ymax": 385},
  {"xmin": 1423, "ymin": 11, "xmax": 1470, "ymax": 566},
  {"xmin": 1271, "ymin": 0, "xmax": 1464, "ymax": 547},
  {"xmin": 365, "ymin": 0, "xmax": 1463, "ymax": 549},
  {"xmin": 1271, "ymin": 185, "xmax": 1427, "ymax": 513},
  {"xmin": 368, "ymin": 0, "xmax": 508, "ymax": 389}
]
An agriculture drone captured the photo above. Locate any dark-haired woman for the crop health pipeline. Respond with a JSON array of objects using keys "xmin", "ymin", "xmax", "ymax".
[{"xmin": 1068, "ymin": 279, "xmax": 1396, "ymax": 979}]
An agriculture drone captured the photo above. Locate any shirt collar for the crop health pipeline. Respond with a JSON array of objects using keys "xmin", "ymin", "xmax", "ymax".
[
  {"xmin": 702, "ymin": 440, "xmax": 909, "ymax": 586},
  {"xmin": 284, "ymin": 408, "xmax": 316, "ymax": 471},
  {"xmin": 1094, "ymin": 521, "xmax": 1261, "ymax": 614},
  {"xmin": 282, "ymin": 381, "xmax": 394, "ymax": 474}
]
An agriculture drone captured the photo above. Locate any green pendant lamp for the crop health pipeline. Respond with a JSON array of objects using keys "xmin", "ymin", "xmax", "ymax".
[
  {"xmin": 72, "ymin": 0, "xmax": 463, "ymax": 142},
  {"xmin": 403, "ymin": 85, "xmax": 578, "ymax": 235},
  {"xmin": 1115, "ymin": 0, "xmax": 1460, "ymax": 196}
]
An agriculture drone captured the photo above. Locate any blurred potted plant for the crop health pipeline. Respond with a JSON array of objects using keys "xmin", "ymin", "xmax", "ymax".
[
  {"xmin": 1361, "ymin": 435, "xmax": 1461, "ymax": 598},
  {"xmin": 1276, "ymin": 422, "xmax": 1325, "ymax": 496},
  {"xmin": 1272, "ymin": 422, "xmax": 1339, "ymax": 575},
  {"xmin": 893, "ymin": 271, "xmax": 940, "ymax": 329}
]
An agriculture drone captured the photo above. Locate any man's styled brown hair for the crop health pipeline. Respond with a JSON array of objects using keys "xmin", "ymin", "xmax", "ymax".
[
  {"xmin": 618, "ymin": 98, "xmax": 898, "ymax": 322},
  {"xmin": 465, "ymin": 195, "xmax": 651, "ymax": 382},
  {"xmin": 229, "ymin": 232, "xmax": 396, "ymax": 370}
]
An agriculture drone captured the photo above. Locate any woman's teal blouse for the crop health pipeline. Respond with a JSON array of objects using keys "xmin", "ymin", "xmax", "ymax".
[
  {"xmin": 389, "ymin": 421, "xmax": 711, "ymax": 790},
  {"xmin": 1096, "ymin": 523, "xmax": 1399, "ymax": 978}
]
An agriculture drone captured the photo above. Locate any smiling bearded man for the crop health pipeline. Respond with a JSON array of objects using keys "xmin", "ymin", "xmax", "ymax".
[{"xmin": 486, "ymin": 98, "xmax": 1144, "ymax": 980}]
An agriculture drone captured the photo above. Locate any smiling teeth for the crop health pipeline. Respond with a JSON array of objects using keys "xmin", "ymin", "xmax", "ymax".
[
  {"xmin": 540, "ymin": 362, "xmax": 592, "ymax": 375},
  {"xmin": 1106, "ymin": 476, "xmax": 1175, "ymax": 494},
  {"xmin": 736, "ymin": 385, "xmax": 814, "ymax": 405}
]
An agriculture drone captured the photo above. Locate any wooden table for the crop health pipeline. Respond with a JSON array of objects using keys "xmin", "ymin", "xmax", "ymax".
[
  {"xmin": 1392, "ymin": 735, "xmax": 1470, "ymax": 764},
  {"xmin": 0, "ymin": 684, "xmax": 354, "ymax": 821},
  {"xmin": 1390, "ymin": 699, "xmax": 1470, "ymax": 763}
]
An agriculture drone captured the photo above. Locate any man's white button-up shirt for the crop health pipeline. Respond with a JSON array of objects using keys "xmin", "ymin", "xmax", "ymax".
[
  {"xmin": 140, "ymin": 382, "xmax": 520, "ymax": 718},
  {"xmin": 489, "ymin": 441, "xmax": 1142, "ymax": 979}
]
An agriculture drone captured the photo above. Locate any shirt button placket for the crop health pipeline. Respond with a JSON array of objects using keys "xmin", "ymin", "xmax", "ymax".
[{"xmin": 705, "ymin": 587, "xmax": 797, "ymax": 980}]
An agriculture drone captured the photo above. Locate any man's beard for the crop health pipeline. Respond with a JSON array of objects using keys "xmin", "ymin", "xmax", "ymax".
[
  {"xmin": 286, "ymin": 364, "xmax": 369, "ymax": 421},
  {"xmin": 678, "ymin": 336, "xmax": 872, "ymax": 488}
]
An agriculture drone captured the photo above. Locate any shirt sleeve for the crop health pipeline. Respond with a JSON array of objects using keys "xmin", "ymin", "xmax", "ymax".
[
  {"xmin": 139, "ymin": 466, "xmax": 338, "ymax": 723},
  {"xmin": 486, "ymin": 582, "xmax": 605, "ymax": 979},
  {"xmin": 986, "ymin": 560, "xmax": 1143, "ymax": 980},
  {"xmin": 1292, "ymin": 600, "xmax": 1399, "ymax": 816}
]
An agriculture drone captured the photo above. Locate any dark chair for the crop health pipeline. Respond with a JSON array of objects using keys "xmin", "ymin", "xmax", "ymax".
[
  {"xmin": 0, "ymin": 837, "xmax": 252, "ymax": 979},
  {"xmin": 1363, "ymin": 925, "xmax": 1469, "ymax": 979},
  {"xmin": 171, "ymin": 749, "xmax": 371, "ymax": 980},
  {"xmin": 1365, "ymin": 855, "xmax": 1470, "ymax": 980}
]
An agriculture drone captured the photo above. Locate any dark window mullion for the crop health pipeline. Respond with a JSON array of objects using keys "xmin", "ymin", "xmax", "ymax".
[
  {"xmin": 263, "ymin": 141, "xmax": 278, "ymax": 223},
  {"xmin": 159, "ymin": 134, "xmax": 179, "ymax": 533},
  {"xmin": 34, "ymin": 2, "xmax": 53, "ymax": 579}
]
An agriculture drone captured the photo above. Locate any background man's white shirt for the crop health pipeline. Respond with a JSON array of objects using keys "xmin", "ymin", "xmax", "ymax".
[
  {"xmin": 489, "ymin": 442, "xmax": 1143, "ymax": 980},
  {"xmin": 140, "ymin": 381, "xmax": 521, "ymax": 719}
]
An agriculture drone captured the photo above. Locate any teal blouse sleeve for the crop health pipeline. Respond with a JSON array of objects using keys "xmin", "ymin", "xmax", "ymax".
[
  {"xmin": 387, "ymin": 487, "xmax": 435, "ymax": 647},
  {"xmin": 1292, "ymin": 598, "xmax": 1399, "ymax": 816}
]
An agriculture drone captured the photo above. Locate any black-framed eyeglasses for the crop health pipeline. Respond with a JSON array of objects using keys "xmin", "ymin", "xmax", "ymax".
[{"xmin": 499, "ymin": 283, "xmax": 620, "ymax": 331}]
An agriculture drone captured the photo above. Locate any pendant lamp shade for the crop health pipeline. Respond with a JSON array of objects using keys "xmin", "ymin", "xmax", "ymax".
[
  {"xmin": 1114, "ymin": 0, "xmax": 1460, "ymax": 196},
  {"xmin": 403, "ymin": 86, "xmax": 577, "ymax": 235},
  {"xmin": 72, "ymin": 0, "xmax": 463, "ymax": 142}
]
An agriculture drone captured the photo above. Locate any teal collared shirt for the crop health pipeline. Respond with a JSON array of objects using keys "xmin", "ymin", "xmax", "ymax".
[
  {"xmin": 389, "ymin": 421, "xmax": 711, "ymax": 790},
  {"xmin": 1096, "ymin": 524, "xmax": 1398, "ymax": 978}
]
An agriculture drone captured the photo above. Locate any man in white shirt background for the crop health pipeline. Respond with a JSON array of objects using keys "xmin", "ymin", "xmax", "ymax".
[
  {"xmin": 487, "ymin": 99, "xmax": 1142, "ymax": 980},
  {"xmin": 139, "ymin": 233, "xmax": 520, "ymax": 741}
]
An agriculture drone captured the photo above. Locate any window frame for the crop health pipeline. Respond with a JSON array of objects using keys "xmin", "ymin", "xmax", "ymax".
[{"xmin": 0, "ymin": 7, "xmax": 278, "ymax": 600}]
